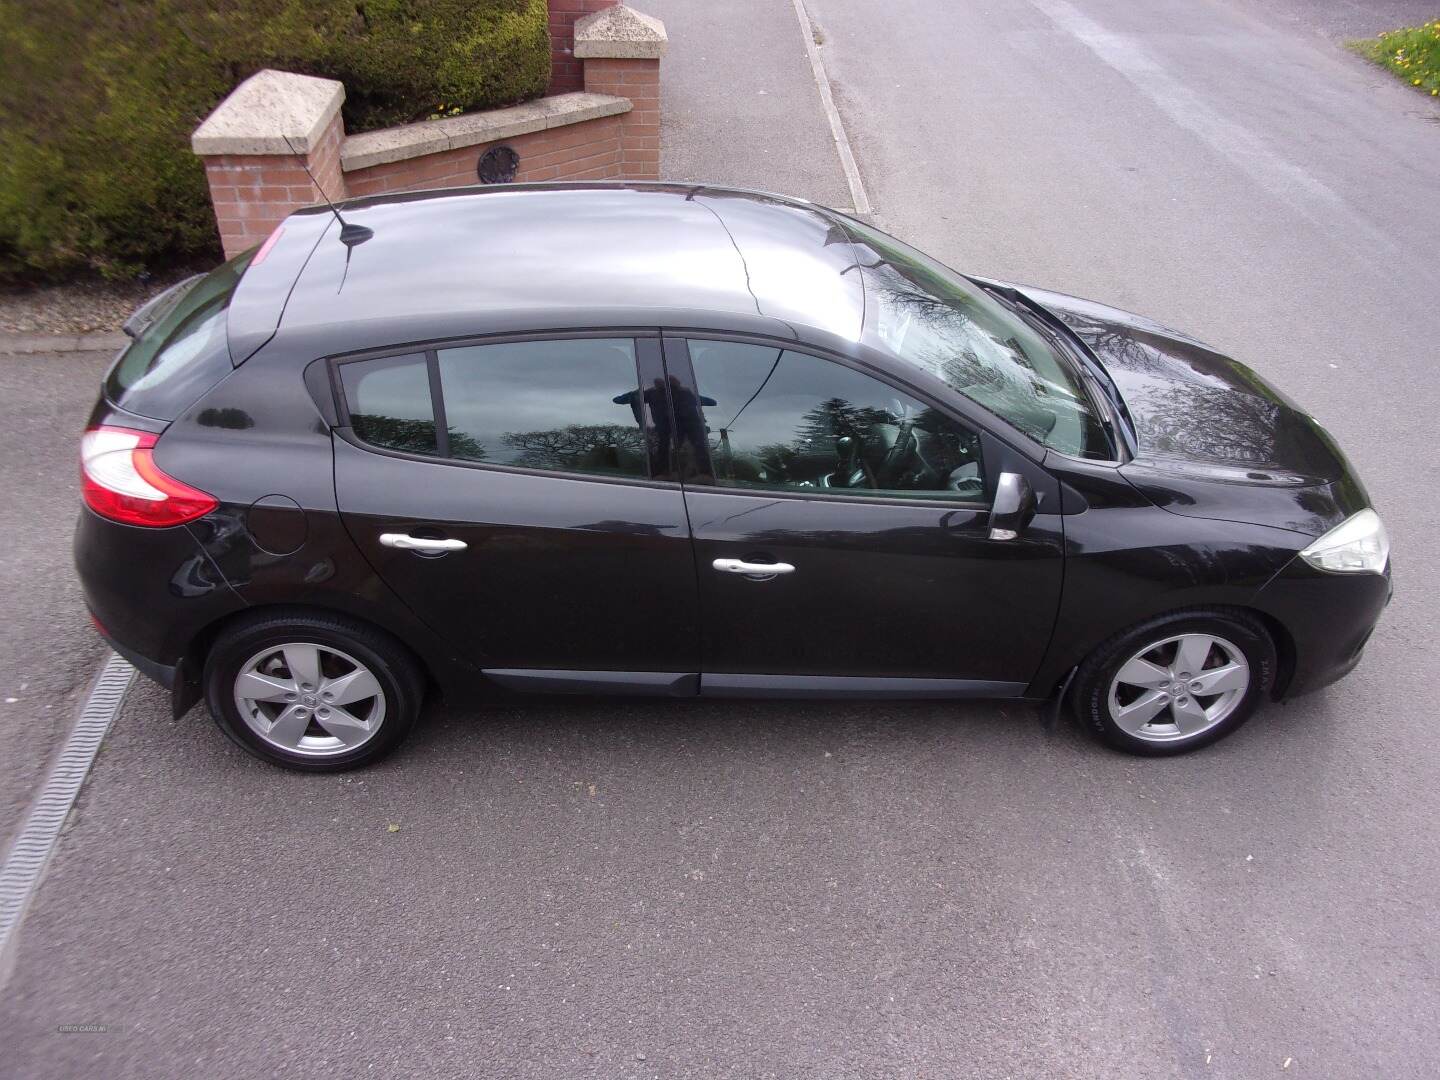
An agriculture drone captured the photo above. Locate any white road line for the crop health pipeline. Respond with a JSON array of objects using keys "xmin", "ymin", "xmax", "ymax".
[
  {"xmin": 1027, "ymin": 0, "xmax": 1421, "ymax": 277},
  {"xmin": 1031, "ymin": 0, "xmax": 1343, "ymax": 212},
  {"xmin": 791, "ymin": 0, "xmax": 872, "ymax": 215},
  {"xmin": 0, "ymin": 652, "xmax": 134, "ymax": 981}
]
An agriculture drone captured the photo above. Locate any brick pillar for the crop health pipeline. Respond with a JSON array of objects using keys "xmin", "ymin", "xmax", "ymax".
[
  {"xmin": 576, "ymin": 5, "xmax": 666, "ymax": 180},
  {"xmin": 191, "ymin": 70, "xmax": 348, "ymax": 258},
  {"xmin": 547, "ymin": 1, "xmax": 618, "ymax": 94}
]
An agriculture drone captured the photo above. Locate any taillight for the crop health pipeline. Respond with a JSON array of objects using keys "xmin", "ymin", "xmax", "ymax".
[{"xmin": 80, "ymin": 426, "xmax": 218, "ymax": 527}]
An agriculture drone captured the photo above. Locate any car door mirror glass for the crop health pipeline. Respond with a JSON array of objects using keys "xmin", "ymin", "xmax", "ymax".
[{"xmin": 988, "ymin": 470, "xmax": 1035, "ymax": 540}]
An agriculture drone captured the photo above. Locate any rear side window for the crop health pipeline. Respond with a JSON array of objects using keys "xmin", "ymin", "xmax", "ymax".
[
  {"xmin": 338, "ymin": 353, "xmax": 436, "ymax": 455},
  {"xmin": 337, "ymin": 338, "xmax": 647, "ymax": 480},
  {"xmin": 437, "ymin": 339, "xmax": 643, "ymax": 476},
  {"xmin": 105, "ymin": 249, "xmax": 254, "ymax": 420}
]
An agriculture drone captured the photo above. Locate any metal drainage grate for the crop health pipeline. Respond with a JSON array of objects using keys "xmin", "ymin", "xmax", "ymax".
[{"xmin": 0, "ymin": 652, "xmax": 134, "ymax": 962}]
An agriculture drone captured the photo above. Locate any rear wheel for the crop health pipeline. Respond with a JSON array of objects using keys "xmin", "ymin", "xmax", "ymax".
[
  {"xmin": 203, "ymin": 612, "xmax": 423, "ymax": 771},
  {"xmin": 1073, "ymin": 610, "xmax": 1275, "ymax": 755}
]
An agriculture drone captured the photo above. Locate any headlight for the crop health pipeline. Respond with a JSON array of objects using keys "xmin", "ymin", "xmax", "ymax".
[{"xmin": 1299, "ymin": 508, "xmax": 1389, "ymax": 574}]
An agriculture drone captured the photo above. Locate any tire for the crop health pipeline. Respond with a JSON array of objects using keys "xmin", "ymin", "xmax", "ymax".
[
  {"xmin": 1072, "ymin": 609, "xmax": 1275, "ymax": 756},
  {"xmin": 203, "ymin": 610, "xmax": 424, "ymax": 772}
]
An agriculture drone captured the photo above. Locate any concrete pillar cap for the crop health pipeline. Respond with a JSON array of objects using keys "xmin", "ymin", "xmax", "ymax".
[
  {"xmin": 574, "ymin": 4, "xmax": 668, "ymax": 60},
  {"xmin": 192, "ymin": 69, "xmax": 345, "ymax": 156}
]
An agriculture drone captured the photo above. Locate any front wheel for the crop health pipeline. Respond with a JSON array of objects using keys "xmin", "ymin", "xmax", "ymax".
[
  {"xmin": 203, "ymin": 611, "xmax": 424, "ymax": 771},
  {"xmin": 1072, "ymin": 610, "xmax": 1276, "ymax": 755}
]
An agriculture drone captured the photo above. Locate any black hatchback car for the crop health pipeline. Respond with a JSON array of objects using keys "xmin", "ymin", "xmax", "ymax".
[{"xmin": 75, "ymin": 183, "xmax": 1390, "ymax": 770}]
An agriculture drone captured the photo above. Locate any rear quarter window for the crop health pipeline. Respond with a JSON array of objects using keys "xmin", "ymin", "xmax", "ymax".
[
  {"xmin": 105, "ymin": 249, "xmax": 254, "ymax": 420},
  {"xmin": 337, "ymin": 353, "xmax": 437, "ymax": 455}
]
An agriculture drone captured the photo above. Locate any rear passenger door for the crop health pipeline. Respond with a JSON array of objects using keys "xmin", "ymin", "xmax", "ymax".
[{"xmin": 331, "ymin": 332, "xmax": 701, "ymax": 691}]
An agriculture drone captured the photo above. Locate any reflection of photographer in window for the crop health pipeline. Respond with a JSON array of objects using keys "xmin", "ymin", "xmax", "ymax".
[{"xmin": 613, "ymin": 376, "xmax": 715, "ymax": 482}]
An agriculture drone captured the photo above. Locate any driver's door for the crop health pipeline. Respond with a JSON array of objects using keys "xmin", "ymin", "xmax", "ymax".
[{"xmin": 664, "ymin": 335, "xmax": 1064, "ymax": 693}]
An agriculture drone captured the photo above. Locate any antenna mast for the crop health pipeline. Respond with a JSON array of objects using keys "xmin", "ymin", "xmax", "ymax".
[{"xmin": 281, "ymin": 134, "xmax": 372, "ymax": 247}]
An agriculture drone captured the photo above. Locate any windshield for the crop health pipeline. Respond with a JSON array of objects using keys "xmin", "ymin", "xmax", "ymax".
[
  {"xmin": 105, "ymin": 248, "xmax": 254, "ymax": 420},
  {"xmin": 844, "ymin": 219, "xmax": 1111, "ymax": 459}
]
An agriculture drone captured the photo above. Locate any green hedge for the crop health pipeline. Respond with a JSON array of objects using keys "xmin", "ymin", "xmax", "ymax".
[{"xmin": 0, "ymin": 0, "xmax": 551, "ymax": 282}]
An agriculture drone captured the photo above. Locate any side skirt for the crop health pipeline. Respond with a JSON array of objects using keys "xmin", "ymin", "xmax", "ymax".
[
  {"xmin": 700, "ymin": 674, "xmax": 1029, "ymax": 699},
  {"xmin": 482, "ymin": 670, "xmax": 1034, "ymax": 701},
  {"xmin": 482, "ymin": 670, "xmax": 699, "ymax": 697}
]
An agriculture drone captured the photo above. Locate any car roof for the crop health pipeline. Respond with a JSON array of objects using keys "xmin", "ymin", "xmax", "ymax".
[{"xmin": 271, "ymin": 182, "xmax": 868, "ymax": 356}]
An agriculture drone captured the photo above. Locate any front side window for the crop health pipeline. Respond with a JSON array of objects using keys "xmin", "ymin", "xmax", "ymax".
[
  {"xmin": 338, "ymin": 338, "xmax": 648, "ymax": 481},
  {"xmin": 686, "ymin": 339, "xmax": 984, "ymax": 500},
  {"xmin": 844, "ymin": 218, "xmax": 1111, "ymax": 459}
]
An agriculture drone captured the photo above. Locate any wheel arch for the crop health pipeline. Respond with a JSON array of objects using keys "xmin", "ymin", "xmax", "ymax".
[
  {"xmin": 1033, "ymin": 602, "xmax": 1293, "ymax": 703},
  {"xmin": 174, "ymin": 600, "xmax": 477, "ymax": 716}
]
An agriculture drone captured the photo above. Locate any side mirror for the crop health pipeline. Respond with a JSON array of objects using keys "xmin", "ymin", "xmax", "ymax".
[{"xmin": 989, "ymin": 471, "xmax": 1036, "ymax": 541}]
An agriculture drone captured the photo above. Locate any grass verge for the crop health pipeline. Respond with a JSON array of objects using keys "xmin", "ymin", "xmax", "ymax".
[{"xmin": 1350, "ymin": 20, "xmax": 1440, "ymax": 98}]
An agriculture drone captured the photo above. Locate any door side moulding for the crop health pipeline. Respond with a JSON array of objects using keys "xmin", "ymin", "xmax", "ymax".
[
  {"xmin": 482, "ymin": 669, "xmax": 700, "ymax": 696},
  {"xmin": 699, "ymin": 674, "xmax": 1029, "ymax": 699}
]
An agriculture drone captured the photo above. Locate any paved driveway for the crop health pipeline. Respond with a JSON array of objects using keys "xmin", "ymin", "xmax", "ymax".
[{"xmin": 4, "ymin": 2, "xmax": 1439, "ymax": 1077}]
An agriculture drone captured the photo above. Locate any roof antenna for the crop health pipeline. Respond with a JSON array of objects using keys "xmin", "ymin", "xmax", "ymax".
[{"xmin": 281, "ymin": 134, "xmax": 373, "ymax": 249}]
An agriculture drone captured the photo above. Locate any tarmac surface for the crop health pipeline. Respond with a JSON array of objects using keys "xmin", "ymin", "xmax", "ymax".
[{"xmin": 3, "ymin": 1, "xmax": 1438, "ymax": 1076}]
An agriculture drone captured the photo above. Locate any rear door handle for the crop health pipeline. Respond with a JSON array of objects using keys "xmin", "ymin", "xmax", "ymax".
[
  {"xmin": 379, "ymin": 533, "xmax": 467, "ymax": 554},
  {"xmin": 712, "ymin": 558, "xmax": 795, "ymax": 576}
]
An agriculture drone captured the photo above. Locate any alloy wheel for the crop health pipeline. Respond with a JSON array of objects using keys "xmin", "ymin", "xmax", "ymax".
[
  {"xmin": 233, "ymin": 642, "xmax": 386, "ymax": 758},
  {"xmin": 1106, "ymin": 632, "xmax": 1250, "ymax": 743}
]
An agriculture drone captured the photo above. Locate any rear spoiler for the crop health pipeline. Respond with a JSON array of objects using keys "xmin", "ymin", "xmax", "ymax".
[{"xmin": 122, "ymin": 274, "xmax": 205, "ymax": 340}]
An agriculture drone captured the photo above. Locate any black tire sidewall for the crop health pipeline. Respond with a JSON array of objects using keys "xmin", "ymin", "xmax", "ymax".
[
  {"xmin": 204, "ymin": 618, "xmax": 420, "ymax": 771},
  {"xmin": 1075, "ymin": 612, "xmax": 1275, "ymax": 756}
]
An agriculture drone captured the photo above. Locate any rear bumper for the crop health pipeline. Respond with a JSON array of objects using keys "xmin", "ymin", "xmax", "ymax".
[
  {"xmin": 73, "ymin": 506, "xmax": 245, "ymax": 680},
  {"xmin": 1254, "ymin": 558, "xmax": 1392, "ymax": 699},
  {"xmin": 94, "ymin": 623, "xmax": 179, "ymax": 688}
]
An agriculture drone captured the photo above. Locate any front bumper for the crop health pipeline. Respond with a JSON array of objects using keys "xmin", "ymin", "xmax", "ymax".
[{"xmin": 1253, "ymin": 557, "xmax": 1392, "ymax": 698}]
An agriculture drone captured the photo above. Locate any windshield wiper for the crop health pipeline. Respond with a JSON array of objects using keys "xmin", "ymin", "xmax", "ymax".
[{"xmin": 122, "ymin": 274, "xmax": 204, "ymax": 340}]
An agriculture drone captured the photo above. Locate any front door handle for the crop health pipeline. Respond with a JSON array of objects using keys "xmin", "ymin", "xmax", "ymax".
[
  {"xmin": 712, "ymin": 557, "xmax": 795, "ymax": 576},
  {"xmin": 379, "ymin": 533, "xmax": 467, "ymax": 554}
]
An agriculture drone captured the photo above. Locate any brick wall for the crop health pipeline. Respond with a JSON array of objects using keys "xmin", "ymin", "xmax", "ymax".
[
  {"xmin": 202, "ymin": 110, "xmax": 345, "ymax": 256},
  {"xmin": 547, "ymin": 0, "xmax": 617, "ymax": 93},
  {"xmin": 194, "ymin": 3, "xmax": 663, "ymax": 257},
  {"xmin": 581, "ymin": 59, "xmax": 660, "ymax": 179},
  {"xmin": 346, "ymin": 114, "xmax": 625, "ymax": 197}
]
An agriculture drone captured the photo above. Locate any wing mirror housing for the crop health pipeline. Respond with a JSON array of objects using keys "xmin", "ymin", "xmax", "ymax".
[{"xmin": 989, "ymin": 471, "xmax": 1036, "ymax": 541}]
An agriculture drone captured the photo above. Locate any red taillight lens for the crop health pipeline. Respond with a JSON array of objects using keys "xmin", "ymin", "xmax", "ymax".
[{"xmin": 80, "ymin": 425, "xmax": 218, "ymax": 527}]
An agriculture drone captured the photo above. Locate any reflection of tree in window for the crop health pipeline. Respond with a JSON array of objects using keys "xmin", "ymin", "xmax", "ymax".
[
  {"xmin": 500, "ymin": 423, "xmax": 645, "ymax": 474},
  {"xmin": 795, "ymin": 397, "xmax": 893, "ymax": 445},
  {"xmin": 351, "ymin": 414, "xmax": 437, "ymax": 456},
  {"xmin": 353, "ymin": 415, "xmax": 489, "ymax": 459},
  {"xmin": 874, "ymin": 277, "xmax": 1069, "ymax": 442},
  {"xmin": 842, "ymin": 216, "xmax": 1110, "ymax": 459}
]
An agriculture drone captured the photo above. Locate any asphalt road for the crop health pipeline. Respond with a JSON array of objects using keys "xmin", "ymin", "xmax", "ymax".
[
  {"xmin": 0, "ymin": 347, "xmax": 111, "ymax": 856},
  {"xmin": 4, "ymin": 1, "xmax": 1440, "ymax": 1077}
]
